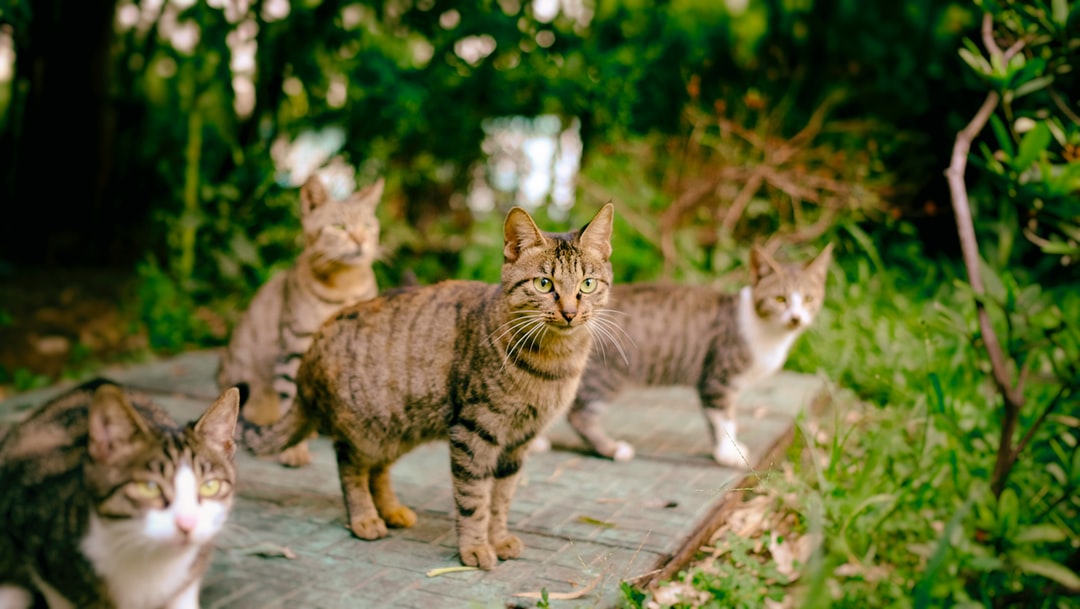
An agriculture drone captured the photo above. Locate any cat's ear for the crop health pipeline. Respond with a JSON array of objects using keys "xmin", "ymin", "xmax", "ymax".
[
  {"xmin": 300, "ymin": 175, "xmax": 331, "ymax": 215},
  {"xmin": 194, "ymin": 387, "xmax": 241, "ymax": 457},
  {"xmin": 804, "ymin": 242, "xmax": 834, "ymax": 277},
  {"xmin": 504, "ymin": 207, "xmax": 547, "ymax": 262},
  {"xmin": 353, "ymin": 177, "xmax": 385, "ymax": 209},
  {"xmin": 88, "ymin": 384, "xmax": 151, "ymax": 464},
  {"xmin": 749, "ymin": 246, "xmax": 783, "ymax": 283},
  {"xmin": 576, "ymin": 203, "xmax": 615, "ymax": 261}
]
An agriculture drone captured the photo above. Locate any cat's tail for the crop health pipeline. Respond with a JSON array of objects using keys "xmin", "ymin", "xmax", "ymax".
[{"xmin": 234, "ymin": 382, "xmax": 317, "ymax": 457}]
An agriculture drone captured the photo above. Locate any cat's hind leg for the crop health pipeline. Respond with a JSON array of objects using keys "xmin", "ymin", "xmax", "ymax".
[
  {"xmin": 334, "ymin": 441, "xmax": 388, "ymax": 540},
  {"xmin": 370, "ymin": 465, "xmax": 416, "ymax": 529},
  {"xmin": 567, "ymin": 398, "xmax": 635, "ymax": 461}
]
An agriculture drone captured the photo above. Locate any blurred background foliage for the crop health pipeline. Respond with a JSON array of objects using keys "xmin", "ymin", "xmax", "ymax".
[{"xmin": 1, "ymin": 0, "xmax": 1078, "ymax": 606}]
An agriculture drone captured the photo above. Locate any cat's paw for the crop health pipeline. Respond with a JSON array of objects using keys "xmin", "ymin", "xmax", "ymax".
[
  {"xmin": 713, "ymin": 438, "xmax": 751, "ymax": 469},
  {"xmin": 349, "ymin": 516, "xmax": 389, "ymax": 540},
  {"xmin": 492, "ymin": 534, "xmax": 524, "ymax": 560},
  {"xmin": 381, "ymin": 504, "xmax": 417, "ymax": 529},
  {"xmin": 612, "ymin": 441, "xmax": 636, "ymax": 462},
  {"xmin": 527, "ymin": 436, "xmax": 552, "ymax": 454},
  {"xmin": 278, "ymin": 442, "xmax": 313, "ymax": 468},
  {"xmin": 459, "ymin": 544, "xmax": 498, "ymax": 570}
]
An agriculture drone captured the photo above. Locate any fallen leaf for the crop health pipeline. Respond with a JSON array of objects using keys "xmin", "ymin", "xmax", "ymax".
[
  {"xmin": 425, "ymin": 566, "xmax": 481, "ymax": 577},
  {"xmin": 234, "ymin": 542, "xmax": 297, "ymax": 560},
  {"xmin": 577, "ymin": 515, "xmax": 616, "ymax": 528},
  {"xmin": 513, "ymin": 574, "xmax": 602, "ymax": 600}
]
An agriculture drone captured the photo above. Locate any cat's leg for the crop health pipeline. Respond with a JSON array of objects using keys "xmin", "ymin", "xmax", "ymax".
[
  {"xmin": 163, "ymin": 578, "xmax": 200, "ymax": 609},
  {"xmin": 567, "ymin": 396, "xmax": 635, "ymax": 461},
  {"xmin": 271, "ymin": 354, "xmax": 313, "ymax": 468},
  {"xmin": 487, "ymin": 445, "xmax": 528, "ymax": 561},
  {"xmin": 334, "ymin": 441, "xmax": 387, "ymax": 540},
  {"xmin": 698, "ymin": 386, "xmax": 750, "ymax": 469},
  {"xmin": 448, "ymin": 425, "xmax": 498, "ymax": 569},
  {"xmin": 0, "ymin": 585, "xmax": 34, "ymax": 609},
  {"xmin": 369, "ymin": 465, "xmax": 416, "ymax": 529}
]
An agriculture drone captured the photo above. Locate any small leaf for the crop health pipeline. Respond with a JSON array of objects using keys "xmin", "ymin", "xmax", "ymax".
[
  {"xmin": 577, "ymin": 515, "xmax": 616, "ymax": 528},
  {"xmin": 1014, "ymin": 524, "xmax": 1068, "ymax": 545},
  {"xmin": 1010, "ymin": 553, "xmax": 1080, "ymax": 590},
  {"xmin": 1014, "ymin": 75, "xmax": 1054, "ymax": 99},
  {"xmin": 1013, "ymin": 122, "xmax": 1052, "ymax": 172},
  {"xmin": 1052, "ymin": 0, "xmax": 1068, "ymax": 26},
  {"xmin": 425, "ymin": 566, "xmax": 480, "ymax": 577},
  {"xmin": 958, "ymin": 48, "xmax": 992, "ymax": 76}
]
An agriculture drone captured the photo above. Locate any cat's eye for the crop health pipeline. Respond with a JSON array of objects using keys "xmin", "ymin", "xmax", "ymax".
[
  {"xmin": 775, "ymin": 295, "xmax": 787, "ymax": 304},
  {"xmin": 199, "ymin": 479, "xmax": 223, "ymax": 498},
  {"xmin": 805, "ymin": 295, "xmax": 814, "ymax": 303},
  {"xmin": 131, "ymin": 480, "xmax": 161, "ymax": 499},
  {"xmin": 333, "ymin": 223, "xmax": 348, "ymax": 231},
  {"xmin": 533, "ymin": 277, "xmax": 554, "ymax": 293},
  {"xmin": 579, "ymin": 278, "xmax": 598, "ymax": 294}
]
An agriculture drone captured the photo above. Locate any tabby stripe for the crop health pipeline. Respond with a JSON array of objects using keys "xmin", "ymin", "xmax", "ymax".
[
  {"xmin": 456, "ymin": 418, "xmax": 498, "ymax": 446},
  {"xmin": 450, "ymin": 459, "xmax": 489, "ymax": 482},
  {"xmin": 510, "ymin": 356, "xmax": 567, "ymax": 381},
  {"xmin": 455, "ymin": 498, "xmax": 478, "ymax": 518},
  {"xmin": 449, "ymin": 438, "xmax": 475, "ymax": 459},
  {"xmin": 507, "ymin": 278, "xmax": 533, "ymax": 294},
  {"xmin": 493, "ymin": 459, "xmax": 521, "ymax": 480},
  {"xmin": 282, "ymin": 352, "xmax": 304, "ymax": 362},
  {"xmin": 275, "ymin": 373, "xmax": 297, "ymax": 383},
  {"xmin": 277, "ymin": 391, "xmax": 292, "ymax": 401}
]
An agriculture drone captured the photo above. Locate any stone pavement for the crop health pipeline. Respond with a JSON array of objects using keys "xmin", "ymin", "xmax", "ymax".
[{"xmin": 0, "ymin": 350, "xmax": 826, "ymax": 609}]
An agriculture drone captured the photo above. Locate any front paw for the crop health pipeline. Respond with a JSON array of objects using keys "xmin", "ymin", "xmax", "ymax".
[
  {"xmin": 349, "ymin": 516, "xmax": 389, "ymax": 540},
  {"xmin": 612, "ymin": 441, "xmax": 635, "ymax": 462},
  {"xmin": 527, "ymin": 436, "xmax": 552, "ymax": 454},
  {"xmin": 380, "ymin": 504, "xmax": 417, "ymax": 529},
  {"xmin": 459, "ymin": 543, "xmax": 498, "ymax": 570},
  {"xmin": 492, "ymin": 534, "xmax": 524, "ymax": 560},
  {"xmin": 278, "ymin": 443, "xmax": 312, "ymax": 468},
  {"xmin": 713, "ymin": 438, "xmax": 751, "ymax": 469}
]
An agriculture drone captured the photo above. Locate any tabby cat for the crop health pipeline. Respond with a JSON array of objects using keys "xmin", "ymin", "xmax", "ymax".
[
  {"xmin": 217, "ymin": 173, "xmax": 384, "ymax": 467},
  {"xmin": 550, "ymin": 243, "xmax": 832, "ymax": 468},
  {"xmin": 0, "ymin": 378, "xmax": 240, "ymax": 609},
  {"xmin": 241, "ymin": 203, "xmax": 615, "ymax": 569}
]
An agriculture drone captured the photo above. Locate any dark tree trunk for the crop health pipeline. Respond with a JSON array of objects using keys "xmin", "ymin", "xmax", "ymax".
[{"xmin": 2, "ymin": 0, "xmax": 122, "ymax": 267}]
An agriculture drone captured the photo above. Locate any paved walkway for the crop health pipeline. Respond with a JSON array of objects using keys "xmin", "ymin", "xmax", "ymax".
[{"xmin": 0, "ymin": 350, "xmax": 826, "ymax": 608}]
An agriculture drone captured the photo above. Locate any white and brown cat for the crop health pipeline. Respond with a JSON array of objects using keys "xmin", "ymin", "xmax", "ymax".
[
  {"xmin": 217, "ymin": 173, "xmax": 384, "ymax": 467},
  {"xmin": 537, "ymin": 243, "xmax": 832, "ymax": 468},
  {"xmin": 0, "ymin": 378, "xmax": 241, "ymax": 609}
]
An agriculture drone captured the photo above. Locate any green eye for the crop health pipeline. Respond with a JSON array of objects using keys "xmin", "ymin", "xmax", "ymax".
[
  {"xmin": 533, "ymin": 277, "xmax": 554, "ymax": 293},
  {"xmin": 333, "ymin": 223, "xmax": 348, "ymax": 231},
  {"xmin": 579, "ymin": 278, "xmax": 598, "ymax": 294},
  {"xmin": 132, "ymin": 480, "xmax": 161, "ymax": 499},
  {"xmin": 775, "ymin": 295, "xmax": 787, "ymax": 304},
  {"xmin": 199, "ymin": 479, "xmax": 223, "ymax": 497}
]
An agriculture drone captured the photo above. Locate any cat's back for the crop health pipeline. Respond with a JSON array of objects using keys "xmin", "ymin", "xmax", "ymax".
[{"xmin": 610, "ymin": 281, "xmax": 738, "ymax": 337}]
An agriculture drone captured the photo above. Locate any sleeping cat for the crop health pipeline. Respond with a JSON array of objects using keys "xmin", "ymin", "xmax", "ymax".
[
  {"xmin": 547, "ymin": 243, "xmax": 832, "ymax": 468},
  {"xmin": 241, "ymin": 203, "xmax": 615, "ymax": 570},
  {"xmin": 217, "ymin": 173, "xmax": 384, "ymax": 468},
  {"xmin": 0, "ymin": 378, "xmax": 240, "ymax": 609}
]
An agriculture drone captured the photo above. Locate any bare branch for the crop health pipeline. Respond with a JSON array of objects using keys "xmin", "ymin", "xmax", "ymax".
[{"xmin": 982, "ymin": 13, "xmax": 1002, "ymax": 57}]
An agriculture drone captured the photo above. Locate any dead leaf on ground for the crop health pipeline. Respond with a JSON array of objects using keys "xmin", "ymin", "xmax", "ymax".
[
  {"xmin": 513, "ymin": 574, "xmax": 602, "ymax": 600},
  {"xmin": 233, "ymin": 542, "xmax": 297, "ymax": 560}
]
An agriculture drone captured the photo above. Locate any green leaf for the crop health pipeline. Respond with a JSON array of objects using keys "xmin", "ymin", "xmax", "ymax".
[
  {"xmin": 1013, "ymin": 122, "xmax": 1052, "ymax": 172},
  {"xmin": 958, "ymin": 47, "xmax": 992, "ymax": 77},
  {"xmin": 989, "ymin": 114, "xmax": 1015, "ymax": 159},
  {"xmin": 1052, "ymin": 0, "xmax": 1068, "ymax": 26},
  {"xmin": 1010, "ymin": 553, "xmax": 1080, "ymax": 590},
  {"xmin": 1014, "ymin": 524, "xmax": 1068, "ymax": 545},
  {"xmin": 1014, "ymin": 75, "xmax": 1054, "ymax": 99}
]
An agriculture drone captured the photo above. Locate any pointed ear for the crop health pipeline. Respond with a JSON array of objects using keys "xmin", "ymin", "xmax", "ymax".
[
  {"xmin": 353, "ymin": 177, "xmax": 385, "ymax": 209},
  {"xmin": 300, "ymin": 175, "xmax": 330, "ymax": 215},
  {"xmin": 749, "ymin": 245, "xmax": 783, "ymax": 283},
  {"xmin": 804, "ymin": 242, "xmax": 834, "ymax": 276},
  {"xmin": 576, "ymin": 203, "xmax": 614, "ymax": 261},
  {"xmin": 194, "ymin": 387, "xmax": 241, "ymax": 457},
  {"xmin": 88, "ymin": 385, "xmax": 151, "ymax": 464},
  {"xmin": 503, "ymin": 207, "xmax": 547, "ymax": 263}
]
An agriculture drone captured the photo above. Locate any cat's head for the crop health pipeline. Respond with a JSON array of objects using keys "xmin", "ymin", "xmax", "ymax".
[
  {"xmin": 748, "ymin": 243, "xmax": 833, "ymax": 331},
  {"xmin": 501, "ymin": 203, "xmax": 615, "ymax": 332},
  {"xmin": 84, "ymin": 385, "xmax": 240, "ymax": 548},
  {"xmin": 299, "ymin": 174, "xmax": 385, "ymax": 270}
]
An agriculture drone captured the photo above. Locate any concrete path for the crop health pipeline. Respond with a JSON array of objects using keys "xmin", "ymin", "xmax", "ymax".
[{"xmin": 0, "ymin": 350, "xmax": 826, "ymax": 608}]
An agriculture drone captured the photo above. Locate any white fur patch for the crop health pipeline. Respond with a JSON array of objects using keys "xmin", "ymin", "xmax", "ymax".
[
  {"xmin": 0, "ymin": 585, "xmax": 35, "ymax": 609},
  {"xmin": 736, "ymin": 286, "xmax": 802, "ymax": 387},
  {"xmin": 79, "ymin": 463, "xmax": 228, "ymax": 609}
]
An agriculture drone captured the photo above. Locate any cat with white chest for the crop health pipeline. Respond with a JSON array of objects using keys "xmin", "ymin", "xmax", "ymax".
[{"xmin": 0, "ymin": 378, "xmax": 240, "ymax": 609}]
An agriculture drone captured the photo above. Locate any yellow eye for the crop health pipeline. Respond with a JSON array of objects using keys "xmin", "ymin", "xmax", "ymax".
[
  {"xmin": 579, "ymin": 278, "xmax": 598, "ymax": 294},
  {"xmin": 199, "ymin": 479, "xmax": 222, "ymax": 497},
  {"xmin": 533, "ymin": 277, "xmax": 554, "ymax": 293},
  {"xmin": 132, "ymin": 480, "xmax": 161, "ymax": 499},
  {"xmin": 805, "ymin": 295, "xmax": 814, "ymax": 303},
  {"xmin": 775, "ymin": 295, "xmax": 787, "ymax": 304}
]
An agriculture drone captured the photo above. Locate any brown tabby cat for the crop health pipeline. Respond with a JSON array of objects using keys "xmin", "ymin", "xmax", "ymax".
[
  {"xmin": 547, "ymin": 243, "xmax": 832, "ymax": 468},
  {"xmin": 241, "ymin": 203, "xmax": 615, "ymax": 569},
  {"xmin": 0, "ymin": 378, "xmax": 240, "ymax": 609},
  {"xmin": 217, "ymin": 173, "xmax": 384, "ymax": 467}
]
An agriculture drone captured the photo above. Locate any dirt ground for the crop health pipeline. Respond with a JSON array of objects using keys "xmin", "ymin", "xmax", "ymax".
[{"xmin": 0, "ymin": 267, "xmax": 149, "ymax": 401}]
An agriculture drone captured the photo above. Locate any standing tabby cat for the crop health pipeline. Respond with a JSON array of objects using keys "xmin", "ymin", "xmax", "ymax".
[
  {"xmin": 551, "ymin": 243, "xmax": 832, "ymax": 468},
  {"xmin": 0, "ymin": 378, "xmax": 240, "ymax": 609},
  {"xmin": 241, "ymin": 204, "xmax": 615, "ymax": 569},
  {"xmin": 217, "ymin": 173, "xmax": 384, "ymax": 467}
]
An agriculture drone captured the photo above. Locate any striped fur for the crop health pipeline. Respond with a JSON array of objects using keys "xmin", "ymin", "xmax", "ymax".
[
  {"xmin": 561, "ymin": 243, "xmax": 832, "ymax": 468},
  {"xmin": 0, "ymin": 379, "xmax": 240, "ymax": 609},
  {"xmin": 216, "ymin": 174, "xmax": 384, "ymax": 467},
  {"xmin": 241, "ymin": 204, "xmax": 615, "ymax": 569}
]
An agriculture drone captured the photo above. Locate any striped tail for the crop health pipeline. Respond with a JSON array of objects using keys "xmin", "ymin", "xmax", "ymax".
[{"xmin": 233, "ymin": 382, "xmax": 318, "ymax": 457}]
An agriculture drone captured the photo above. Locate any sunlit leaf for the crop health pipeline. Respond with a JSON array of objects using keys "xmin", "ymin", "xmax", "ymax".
[
  {"xmin": 1013, "ymin": 122, "xmax": 1052, "ymax": 172},
  {"xmin": 1010, "ymin": 553, "xmax": 1080, "ymax": 590}
]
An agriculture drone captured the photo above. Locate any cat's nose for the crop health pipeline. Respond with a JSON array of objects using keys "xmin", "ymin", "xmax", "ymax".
[
  {"xmin": 788, "ymin": 315, "xmax": 803, "ymax": 328},
  {"xmin": 176, "ymin": 513, "xmax": 198, "ymax": 534},
  {"xmin": 561, "ymin": 310, "xmax": 577, "ymax": 323}
]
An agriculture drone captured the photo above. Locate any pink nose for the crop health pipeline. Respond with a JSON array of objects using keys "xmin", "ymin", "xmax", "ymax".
[
  {"xmin": 176, "ymin": 513, "xmax": 198, "ymax": 534},
  {"xmin": 561, "ymin": 310, "xmax": 577, "ymax": 323}
]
